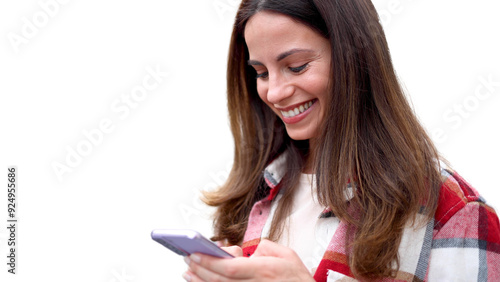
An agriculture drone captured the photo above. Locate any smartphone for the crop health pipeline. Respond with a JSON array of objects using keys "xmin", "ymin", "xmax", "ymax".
[{"xmin": 151, "ymin": 229, "xmax": 234, "ymax": 258}]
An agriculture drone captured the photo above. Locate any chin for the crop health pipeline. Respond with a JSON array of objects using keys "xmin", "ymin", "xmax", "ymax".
[{"xmin": 285, "ymin": 128, "xmax": 317, "ymax": 141}]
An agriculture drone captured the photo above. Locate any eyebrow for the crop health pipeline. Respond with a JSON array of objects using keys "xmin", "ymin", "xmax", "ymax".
[{"xmin": 247, "ymin": 48, "xmax": 314, "ymax": 66}]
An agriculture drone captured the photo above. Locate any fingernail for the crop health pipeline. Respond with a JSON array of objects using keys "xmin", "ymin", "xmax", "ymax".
[
  {"xmin": 190, "ymin": 254, "xmax": 201, "ymax": 263},
  {"xmin": 183, "ymin": 256, "xmax": 191, "ymax": 265},
  {"xmin": 182, "ymin": 272, "xmax": 192, "ymax": 281}
]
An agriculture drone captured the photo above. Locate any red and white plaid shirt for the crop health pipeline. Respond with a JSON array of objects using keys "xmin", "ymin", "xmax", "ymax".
[{"xmin": 241, "ymin": 153, "xmax": 500, "ymax": 281}]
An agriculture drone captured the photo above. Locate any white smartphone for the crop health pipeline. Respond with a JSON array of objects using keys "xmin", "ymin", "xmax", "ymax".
[{"xmin": 151, "ymin": 229, "xmax": 234, "ymax": 258}]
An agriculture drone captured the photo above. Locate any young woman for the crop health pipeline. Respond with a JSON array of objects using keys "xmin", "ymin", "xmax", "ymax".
[{"xmin": 184, "ymin": 0, "xmax": 500, "ymax": 281}]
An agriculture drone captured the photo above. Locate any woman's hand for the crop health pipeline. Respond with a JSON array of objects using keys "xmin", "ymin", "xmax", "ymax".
[{"xmin": 183, "ymin": 239, "xmax": 315, "ymax": 282}]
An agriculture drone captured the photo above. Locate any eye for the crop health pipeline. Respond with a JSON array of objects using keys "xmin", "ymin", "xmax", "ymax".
[
  {"xmin": 289, "ymin": 63, "xmax": 309, "ymax": 73},
  {"xmin": 256, "ymin": 71, "xmax": 269, "ymax": 79}
]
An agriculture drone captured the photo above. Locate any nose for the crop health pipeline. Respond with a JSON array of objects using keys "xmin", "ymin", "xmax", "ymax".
[{"xmin": 265, "ymin": 72, "xmax": 294, "ymax": 105}]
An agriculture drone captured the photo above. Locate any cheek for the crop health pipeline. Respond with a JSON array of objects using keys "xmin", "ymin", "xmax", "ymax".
[
  {"xmin": 303, "ymin": 74, "xmax": 329, "ymax": 99},
  {"xmin": 307, "ymin": 59, "xmax": 331, "ymax": 98},
  {"xmin": 302, "ymin": 75, "xmax": 330, "ymax": 117},
  {"xmin": 256, "ymin": 83, "xmax": 267, "ymax": 102}
]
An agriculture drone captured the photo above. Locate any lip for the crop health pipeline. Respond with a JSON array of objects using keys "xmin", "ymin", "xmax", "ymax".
[
  {"xmin": 275, "ymin": 99, "xmax": 316, "ymax": 112},
  {"xmin": 279, "ymin": 99, "xmax": 317, "ymax": 124}
]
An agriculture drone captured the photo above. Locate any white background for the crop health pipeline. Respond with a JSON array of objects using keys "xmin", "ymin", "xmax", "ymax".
[{"xmin": 0, "ymin": 0, "xmax": 498, "ymax": 281}]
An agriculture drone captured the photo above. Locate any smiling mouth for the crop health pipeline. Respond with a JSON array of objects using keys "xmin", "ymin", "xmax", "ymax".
[{"xmin": 280, "ymin": 99, "xmax": 316, "ymax": 118}]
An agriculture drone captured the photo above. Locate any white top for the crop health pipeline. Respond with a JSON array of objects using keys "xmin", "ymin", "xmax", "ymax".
[{"xmin": 262, "ymin": 173, "xmax": 339, "ymax": 273}]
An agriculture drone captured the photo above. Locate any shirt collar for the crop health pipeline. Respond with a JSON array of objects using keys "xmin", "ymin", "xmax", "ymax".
[
  {"xmin": 263, "ymin": 151, "xmax": 289, "ymax": 190},
  {"xmin": 263, "ymin": 151, "xmax": 355, "ymax": 202}
]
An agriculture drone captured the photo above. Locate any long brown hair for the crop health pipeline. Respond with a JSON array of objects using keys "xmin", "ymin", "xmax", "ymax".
[{"xmin": 203, "ymin": 0, "xmax": 442, "ymax": 279}]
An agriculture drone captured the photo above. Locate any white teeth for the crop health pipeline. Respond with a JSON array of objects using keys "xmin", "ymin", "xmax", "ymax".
[{"xmin": 280, "ymin": 100, "xmax": 315, "ymax": 118}]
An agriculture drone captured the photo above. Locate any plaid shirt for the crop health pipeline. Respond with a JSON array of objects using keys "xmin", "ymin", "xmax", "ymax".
[{"xmin": 241, "ymin": 153, "xmax": 500, "ymax": 281}]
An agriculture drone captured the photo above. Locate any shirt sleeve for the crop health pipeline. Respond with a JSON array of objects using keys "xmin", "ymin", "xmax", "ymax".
[{"xmin": 427, "ymin": 201, "xmax": 500, "ymax": 281}]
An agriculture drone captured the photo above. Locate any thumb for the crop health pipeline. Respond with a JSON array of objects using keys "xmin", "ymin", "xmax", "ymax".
[
  {"xmin": 221, "ymin": 245, "xmax": 243, "ymax": 257},
  {"xmin": 252, "ymin": 239, "xmax": 298, "ymax": 259}
]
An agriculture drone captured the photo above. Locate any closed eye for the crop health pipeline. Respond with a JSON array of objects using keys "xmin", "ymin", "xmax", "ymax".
[
  {"xmin": 256, "ymin": 71, "xmax": 269, "ymax": 79},
  {"xmin": 254, "ymin": 63, "xmax": 308, "ymax": 80},
  {"xmin": 289, "ymin": 63, "xmax": 309, "ymax": 73}
]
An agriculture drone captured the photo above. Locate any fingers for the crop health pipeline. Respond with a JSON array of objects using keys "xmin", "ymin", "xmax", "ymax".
[
  {"xmin": 183, "ymin": 256, "xmax": 220, "ymax": 282},
  {"xmin": 252, "ymin": 240, "xmax": 312, "ymax": 279},
  {"xmin": 182, "ymin": 245, "xmax": 242, "ymax": 281},
  {"xmin": 252, "ymin": 239, "xmax": 297, "ymax": 259},
  {"xmin": 183, "ymin": 262, "xmax": 225, "ymax": 282},
  {"xmin": 182, "ymin": 247, "xmax": 314, "ymax": 282},
  {"xmin": 182, "ymin": 270, "xmax": 195, "ymax": 282},
  {"xmin": 221, "ymin": 245, "xmax": 243, "ymax": 257},
  {"xmin": 183, "ymin": 269, "xmax": 218, "ymax": 282},
  {"xmin": 184, "ymin": 253, "xmax": 259, "ymax": 281}
]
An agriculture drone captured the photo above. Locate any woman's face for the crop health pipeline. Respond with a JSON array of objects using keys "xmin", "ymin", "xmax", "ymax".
[{"xmin": 244, "ymin": 11, "xmax": 331, "ymax": 141}]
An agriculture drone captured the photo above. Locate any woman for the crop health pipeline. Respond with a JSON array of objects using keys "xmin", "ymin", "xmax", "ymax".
[{"xmin": 184, "ymin": 0, "xmax": 500, "ymax": 281}]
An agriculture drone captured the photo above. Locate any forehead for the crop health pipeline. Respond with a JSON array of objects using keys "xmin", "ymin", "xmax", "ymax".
[{"xmin": 244, "ymin": 11, "xmax": 327, "ymax": 57}]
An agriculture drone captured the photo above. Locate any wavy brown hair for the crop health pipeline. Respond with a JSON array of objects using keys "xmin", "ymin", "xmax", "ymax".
[{"xmin": 203, "ymin": 0, "xmax": 442, "ymax": 279}]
